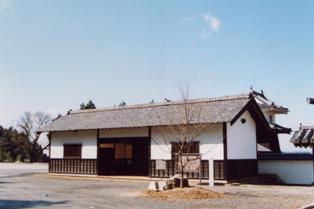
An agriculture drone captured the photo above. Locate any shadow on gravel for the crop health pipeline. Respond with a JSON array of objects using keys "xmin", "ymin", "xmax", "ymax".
[
  {"xmin": 0, "ymin": 199, "xmax": 68, "ymax": 209},
  {"xmin": 0, "ymin": 181, "xmax": 14, "ymax": 184}
]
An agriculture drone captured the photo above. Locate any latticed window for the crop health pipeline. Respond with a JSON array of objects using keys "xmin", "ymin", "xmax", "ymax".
[
  {"xmin": 171, "ymin": 142, "xmax": 199, "ymax": 158},
  {"xmin": 63, "ymin": 144, "xmax": 82, "ymax": 159},
  {"xmin": 214, "ymin": 161, "xmax": 224, "ymax": 180}
]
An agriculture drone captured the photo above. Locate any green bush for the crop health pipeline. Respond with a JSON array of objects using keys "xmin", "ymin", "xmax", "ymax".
[
  {"xmin": 3, "ymin": 151, "xmax": 14, "ymax": 162},
  {"xmin": 0, "ymin": 149, "xmax": 3, "ymax": 162}
]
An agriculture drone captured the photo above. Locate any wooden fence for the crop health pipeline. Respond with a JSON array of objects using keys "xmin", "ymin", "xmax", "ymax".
[
  {"xmin": 49, "ymin": 159, "xmax": 97, "ymax": 175},
  {"xmin": 150, "ymin": 160, "xmax": 225, "ymax": 180}
]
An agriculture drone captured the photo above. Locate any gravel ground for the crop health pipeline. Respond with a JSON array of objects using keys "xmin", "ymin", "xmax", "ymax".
[
  {"xmin": 0, "ymin": 163, "xmax": 313, "ymax": 209},
  {"xmin": 0, "ymin": 163, "xmax": 48, "ymax": 177}
]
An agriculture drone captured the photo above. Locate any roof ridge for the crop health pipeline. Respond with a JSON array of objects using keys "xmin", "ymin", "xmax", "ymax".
[{"xmin": 72, "ymin": 93, "xmax": 250, "ymax": 115}]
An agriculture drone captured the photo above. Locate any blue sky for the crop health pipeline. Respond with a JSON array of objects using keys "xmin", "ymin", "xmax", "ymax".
[{"xmin": 1, "ymin": 0, "xmax": 314, "ymax": 151}]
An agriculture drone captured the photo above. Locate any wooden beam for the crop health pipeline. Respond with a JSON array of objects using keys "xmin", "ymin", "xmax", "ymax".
[
  {"xmin": 148, "ymin": 127, "xmax": 151, "ymax": 177},
  {"xmin": 96, "ymin": 129, "xmax": 99, "ymax": 175},
  {"xmin": 223, "ymin": 122, "xmax": 228, "ymax": 180},
  {"xmin": 48, "ymin": 132, "xmax": 51, "ymax": 173}
]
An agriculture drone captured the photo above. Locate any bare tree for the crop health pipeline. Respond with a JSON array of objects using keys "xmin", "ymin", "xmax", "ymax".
[
  {"xmin": 153, "ymin": 86, "xmax": 209, "ymax": 188},
  {"xmin": 17, "ymin": 112, "xmax": 52, "ymax": 163}
]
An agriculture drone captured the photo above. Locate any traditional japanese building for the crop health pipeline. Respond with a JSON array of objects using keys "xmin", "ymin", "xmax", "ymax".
[
  {"xmin": 37, "ymin": 90, "xmax": 293, "ymax": 182},
  {"xmin": 38, "ymin": 93, "xmax": 275, "ymax": 181}
]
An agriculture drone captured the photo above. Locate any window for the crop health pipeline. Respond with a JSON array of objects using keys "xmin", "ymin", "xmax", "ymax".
[
  {"xmin": 171, "ymin": 142, "xmax": 200, "ymax": 158},
  {"xmin": 214, "ymin": 161, "xmax": 224, "ymax": 180},
  {"xmin": 114, "ymin": 144, "xmax": 132, "ymax": 160},
  {"xmin": 63, "ymin": 144, "xmax": 82, "ymax": 159}
]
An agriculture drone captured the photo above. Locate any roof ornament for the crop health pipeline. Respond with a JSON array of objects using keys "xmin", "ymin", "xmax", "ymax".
[
  {"xmin": 307, "ymin": 97, "xmax": 314, "ymax": 104},
  {"xmin": 119, "ymin": 100, "xmax": 126, "ymax": 107},
  {"xmin": 67, "ymin": 109, "xmax": 72, "ymax": 115}
]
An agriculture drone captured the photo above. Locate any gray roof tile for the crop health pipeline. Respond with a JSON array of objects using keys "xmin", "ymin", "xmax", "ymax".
[{"xmin": 38, "ymin": 95, "xmax": 251, "ymax": 132}]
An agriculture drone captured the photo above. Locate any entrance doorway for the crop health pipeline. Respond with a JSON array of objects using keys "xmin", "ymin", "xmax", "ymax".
[{"xmin": 98, "ymin": 138, "xmax": 150, "ymax": 176}]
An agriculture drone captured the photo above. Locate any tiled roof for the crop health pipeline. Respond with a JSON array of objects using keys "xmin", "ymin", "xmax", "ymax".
[
  {"xmin": 258, "ymin": 153, "xmax": 313, "ymax": 161},
  {"xmin": 270, "ymin": 123, "xmax": 292, "ymax": 134},
  {"xmin": 290, "ymin": 127, "xmax": 314, "ymax": 148},
  {"xmin": 38, "ymin": 95, "xmax": 253, "ymax": 132},
  {"xmin": 250, "ymin": 90, "xmax": 289, "ymax": 113}
]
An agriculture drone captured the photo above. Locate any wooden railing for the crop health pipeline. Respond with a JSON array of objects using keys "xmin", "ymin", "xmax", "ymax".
[
  {"xmin": 49, "ymin": 159, "xmax": 97, "ymax": 175},
  {"xmin": 49, "ymin": 158, "xmax": 224, "ymax": 179},
  {"xmin": 150, "ymin": 160, "xmax": 224, "ymax": 180}
]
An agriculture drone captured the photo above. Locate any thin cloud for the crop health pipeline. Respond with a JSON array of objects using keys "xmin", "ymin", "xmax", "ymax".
[
  {"xmin": 202, "ymin": 14, "xmax": 221, "ymax": 32},
  {"xmin": 180, "ymin": 13, "xmax": 221, "ymax": 38}
]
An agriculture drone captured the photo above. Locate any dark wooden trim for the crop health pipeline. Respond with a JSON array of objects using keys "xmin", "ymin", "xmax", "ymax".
[
  {"xmin": 256, "ymin": 127, "xmax": 258, "ymax": 160},
  {"xmin": 98, "ymin": 137, "xmax": 150, "ymax": 176},
  {"xmin": 98, "ymin": 137, "xmax": 150, "ymax": 143},
  {"xmin": 49, "ymin": 159, "xmax": 97, "ymax": 175},
  {"xmin": 230, "ymin": 98, "xmax": 271, "ymax": 133},
  {"xmin": 230, "ymin": 99, "xmax": 253, "ymax": 125},
  {"xmin": 223, "ymin": 122, "xmax": 228, "ymax": 180},
  {"xmin": 96, "ymin": 129, "xmax": 100, "ymax": 175},
  {"xmin": 312, "ymin": 148, "xmax": 314, "ymax": 181},
  {"xmin": 150, "ymin": 160, "xmax": 225, "ymax": 180},
  {"xmin": 48, "ymin": 132, "xmax": 51, "ymax": 172},
  {"xmin": 258, "ymin": 152, "xmax": 313, "ymax": 161},
  {"xmin": 63, "ymin": 144, "xmax": 82, "ymax": 159},
  {"xmin": 148, "ymin": 127, "xmax": 151, "ymax": 176},
  {"xmin": 226, "ymin": 159, "xmax": 258, "ymax": 180},
  {"xmin": 48, "ymin": 132, "xmax": 51, "ymax": 158}
]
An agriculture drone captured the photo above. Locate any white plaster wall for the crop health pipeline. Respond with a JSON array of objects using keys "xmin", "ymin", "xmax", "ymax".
[
  {"xmin": 99, "ymin": 127, "xmax": 149, "ymax": 138},
  {"xmin": 199, "ymin": 124, "xmax": 224, "ymax": 160},
  {"xmin": 50, "ymin": 130, "xmax": 97, "ymax": 159},
  {"xmin": 227, "ymin": 111, "xmax": 257, "ymax": 159},
  {"xmin": 150, "ymin": 127, "xmax": 172, "ymax": 160},
  {"xmin": 150, "ymin": 124, "xmax": 223, "ymax": 160},
  {"xmin": 259, "ymin": 160, "xmax": 314, "ymax": 185}
]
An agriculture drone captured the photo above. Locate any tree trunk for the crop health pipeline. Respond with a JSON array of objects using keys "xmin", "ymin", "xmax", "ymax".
[{"xmin": 180, "ymin": 154, "xmax": 184, "ymax": 188}]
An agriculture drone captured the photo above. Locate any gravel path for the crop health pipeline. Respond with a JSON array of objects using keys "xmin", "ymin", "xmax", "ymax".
[
  {"xmin": 0, "ymin": 163, "xmax": 48, "ymax": 177},
  {"xmin": 0, "ymin": 163, "xmax": 313, "ymax": 209}
]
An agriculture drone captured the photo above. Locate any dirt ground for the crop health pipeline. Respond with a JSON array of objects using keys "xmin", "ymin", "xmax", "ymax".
[{"xmin": 0, "ymin": 163, "xmax": 314, "ymax": 209}]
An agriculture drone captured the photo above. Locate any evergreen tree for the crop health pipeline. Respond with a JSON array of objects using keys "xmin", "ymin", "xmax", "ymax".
[{"xmin": 80, "ymin": 100, "xmax": 96, "ymax": 110}]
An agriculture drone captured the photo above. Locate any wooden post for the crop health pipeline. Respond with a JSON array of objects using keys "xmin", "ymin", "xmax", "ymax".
[
  {"xmin": 208, "ymin": 158, "xmax": 214, "ymax": 187},
  {"xmin": 223, "ymin": 122, "xmax": 228, "ymax": 180}
]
